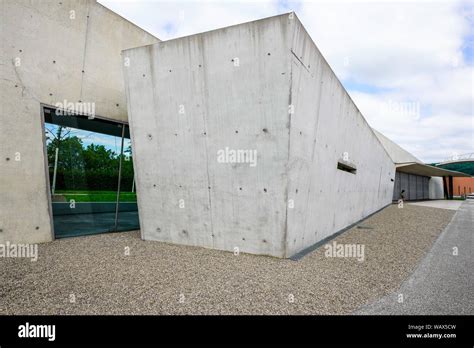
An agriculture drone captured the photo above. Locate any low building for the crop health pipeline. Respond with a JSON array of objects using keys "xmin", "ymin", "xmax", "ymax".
[
  {"xmin": 434, "ymin": 156, "xmax": 474, "ymax": 196},
  {"xmin": 373, "ymin": 130, "xmax": 470, "ymax": 201},
  {"xmin": 1, "ymin": 2, "xmax": 467, "ymax": 258},
  {"xmin": 123, "ymin": 13, "xmax": 395, "ymax": 258}
]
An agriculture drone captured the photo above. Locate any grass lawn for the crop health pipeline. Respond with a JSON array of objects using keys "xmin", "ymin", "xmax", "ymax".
[{"xmin": 54, "ymin": 190, "xmax": 137, "ymax": 202}]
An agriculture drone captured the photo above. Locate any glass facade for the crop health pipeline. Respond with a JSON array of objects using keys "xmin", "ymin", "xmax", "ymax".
[{"xmin": 43, "ymin": 107, "xmax": 139, "ymax": 238}]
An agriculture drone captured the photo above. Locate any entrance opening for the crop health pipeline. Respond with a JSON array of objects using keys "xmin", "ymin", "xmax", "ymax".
[{"xmin": 43, "ymin": 107, "xmax": 139, "ymax": 238}]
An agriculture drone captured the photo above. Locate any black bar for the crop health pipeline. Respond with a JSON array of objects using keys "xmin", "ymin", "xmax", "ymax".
[
  {"xmin": 0, "ymin": 315, "xmax": 472, "ymax": 346},
  {"xmin": 44, "ymin": 107, "xmax": 131, "ymax": 139}
]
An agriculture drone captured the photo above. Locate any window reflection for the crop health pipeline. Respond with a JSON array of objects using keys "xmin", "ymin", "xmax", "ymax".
[{"xmin": 44, "ymin": 108, "xmax": 139, "ymax": 237}]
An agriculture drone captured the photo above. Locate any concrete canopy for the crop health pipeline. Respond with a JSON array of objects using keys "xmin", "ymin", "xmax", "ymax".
[{"xmin": 396, "ymin": 163, "xmax": 470, "ymax": 177}]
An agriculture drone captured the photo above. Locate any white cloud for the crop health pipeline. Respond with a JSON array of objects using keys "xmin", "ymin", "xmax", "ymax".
[
  {"xmin": 100, "ymin": 0, "xmax": 283, "ymax": 40},
  {"xmin": 351, "ymin": 90, "xmax": 473, "ymax": 162},
  {"xmin": 298, "ymin": 0, "xmax": 469, "ymax": 84},
  {"xmin": 100, "ymin": 0, "xmax": 473, "ymax": 163},
  {"xmin": 296, "ymin": 0, "xmax": 473, "ymax": 162}
]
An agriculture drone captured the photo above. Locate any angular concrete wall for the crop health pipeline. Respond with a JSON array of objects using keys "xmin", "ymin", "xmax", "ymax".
[
  {"xmin": 0, "ymin": 0, "xmax": 159, "ymax": 244},
  {"xmin": 285, "ymin": 19, "xmax": 395, "ymax": 256},
  {"xmin": 123, "ymin": 14, "xmax": 292, "ymax": 257},
  {"xmin": 123, "ymin": 13, "xmax": 395, "ymax": 258},
  {"xmin": 373, "ymin": 129, "xmax": 422, "ymax": 164}
]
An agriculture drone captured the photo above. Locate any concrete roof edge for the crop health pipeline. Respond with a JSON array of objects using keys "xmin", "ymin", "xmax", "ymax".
[
  {"xmin": 289, "ymin": 17, "xmax": 395, "ymax": 167},
  {"xmin": 370, "ymin": 129, "xmax": 398, "ymax": 166},
  {"xmin": 95, "ymin": 0, "xmax": 161, "ymax": 41},
  {"xmin": 396, "ymin": 162, "xmax": 471, "ymax": 177},
  {"xmin": 373, "ymin": 129, "xmax": 423, "ymax": 164},
  {"xmin": 123, "ymin": 11, "xmax": 294, "ymax": 54}
]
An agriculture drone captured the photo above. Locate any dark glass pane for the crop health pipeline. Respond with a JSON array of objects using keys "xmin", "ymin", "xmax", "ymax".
[
  {"xmin": 116, "ymin": 126, "xmax": 140, "ymax": 232},
  {"xmin": 45, "ymin": 109, "xmax": 123, "ymax": 237}
]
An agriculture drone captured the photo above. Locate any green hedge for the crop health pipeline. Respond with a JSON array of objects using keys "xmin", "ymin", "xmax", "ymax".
[{"xmin": 49, "ymin": 168, "xmax": 134, "ymax": 191}]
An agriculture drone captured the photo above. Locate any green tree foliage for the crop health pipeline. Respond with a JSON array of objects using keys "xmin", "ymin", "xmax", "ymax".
[
  {"xmin": 83, "ymin": 144, "xmax": 116, "ymax": 170},
  {"xmin": 47, "ymin": 127, "xmax": 135, "ymax": 191},
  {"xmin": 48, "ymin": 136, "xmax": 85, "ymax": 171}
]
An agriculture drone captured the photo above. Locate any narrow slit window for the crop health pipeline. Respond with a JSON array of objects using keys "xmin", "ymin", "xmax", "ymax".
[{"xmin": 337, "ymin": 161, "xmax": 357, "ymax": 174}]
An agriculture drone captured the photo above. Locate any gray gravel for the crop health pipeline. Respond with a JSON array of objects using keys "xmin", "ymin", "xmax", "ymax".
[
  {"xmin": 0, "ymin": 204, "xmax": 454, "ymax": 315},
  {"xmin": 356, "ymin": 201, "xmax": 473, "ymax": 315}
]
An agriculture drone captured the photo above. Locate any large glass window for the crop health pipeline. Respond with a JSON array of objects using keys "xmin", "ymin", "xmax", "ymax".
[
  {"xmin": 116, "ymin": 135, "xmax": 140, "ymax": 232},
  {"xmin": 43, "ymin": 107, "xmax": 139, "ymax": 238}
]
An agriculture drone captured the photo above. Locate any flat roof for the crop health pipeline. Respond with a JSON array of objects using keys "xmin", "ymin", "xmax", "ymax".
[{"xmin": 396, "ymin": 162, "xmax": 471, "ymax": 177}]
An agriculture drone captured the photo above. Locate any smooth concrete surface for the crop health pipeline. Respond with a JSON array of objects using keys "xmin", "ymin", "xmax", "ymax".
[
  {"xmin": 123, "ymin": 13, "xmax": 395, "ymax": 258},
  {"xmin": 356, "ymin": 201, "xmax": 473, "ymax": 314},
  {"xmin": 408, "ymin": 200, "xmax": 464, "ymax": 211},
  {"xmin": 0, "ymin": 0, "xmax": 159, "ymax": 244},
  {"xmin": 373, "ymin": 129, "xmax": 422, "ymax": 164},
  {"xmin": 429, "ymin": 177, "xmax": 445, "ymax": 199},
  {"xmin": 284, "ymin": 16, "xmax": 395, "ymax": 256}
]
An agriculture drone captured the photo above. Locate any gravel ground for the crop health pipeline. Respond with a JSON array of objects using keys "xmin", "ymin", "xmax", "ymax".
[
  {"xmin": 0, "ymin": 204, "xmax": 454, "ymax": 315},
  {"xmin": 356, "ymin": 201, "xmax": 473, "ymax": 315}
]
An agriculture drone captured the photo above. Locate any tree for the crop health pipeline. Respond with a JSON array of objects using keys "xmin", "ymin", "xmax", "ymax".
[{"xmin": 83, "ymin": 144, "xmax": 117, "ymax": 171}]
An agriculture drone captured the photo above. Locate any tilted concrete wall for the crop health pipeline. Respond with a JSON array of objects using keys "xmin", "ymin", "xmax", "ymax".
[
  {"xmin": 124, "ymin": 13, "xmax": 395, "ymax": 258},
  {"xmin": 124, "ymin": 15, "xmax": 292, "ymax": 257},
  {"xmin": 0, "ymin": 0, "xmax": 158, "ymax": 244},
  {"xmin": 373, "ymin": 129, "xmax": 422, "ymax": 164},
  {"xmin": 285, "ymin": 18, "xmax": 395, "ymax": 256}
]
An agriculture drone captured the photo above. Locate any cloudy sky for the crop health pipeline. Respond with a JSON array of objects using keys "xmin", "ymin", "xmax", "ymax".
[{"xmin": 100, "ymin": 0, "xmax": 473, "ymax": 163}]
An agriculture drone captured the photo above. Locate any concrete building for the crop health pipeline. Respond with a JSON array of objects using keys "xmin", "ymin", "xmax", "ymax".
[
  {"xmin": 2, "ymin": 2, "xmax": 467, "ymax": 258},
  {"xmin": 123, "ymin": 13, "xmax": 396, "ymax": 258},
  {"xmin": 0, "ymin": 0, "xmax": 159, "ymax": 244},
  {"xmin": 450, "ymin": 177, "xmax": 474, "ymax": 196},
  {"xmin": 434, "ymin": 155, "xmax": 474, "ymax": 197},
  {"xmin": 373, "ymin": 130, "xmax": 470, "ymax": 201}
]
